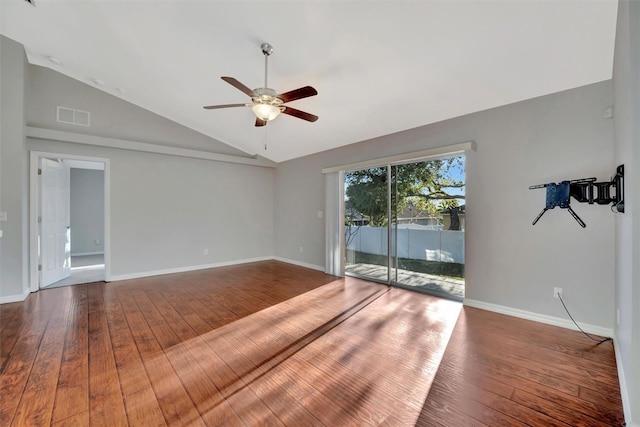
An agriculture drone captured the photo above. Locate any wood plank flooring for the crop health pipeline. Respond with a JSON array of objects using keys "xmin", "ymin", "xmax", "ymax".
[{"xmin": 0, "ymin": 260, "xmax": 625, "ymax": 426}]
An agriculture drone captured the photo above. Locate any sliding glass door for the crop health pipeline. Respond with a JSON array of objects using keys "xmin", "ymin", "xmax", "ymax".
[{"xmin": 344, "ymin": 156, "xmax": 466, "ymax": 300}]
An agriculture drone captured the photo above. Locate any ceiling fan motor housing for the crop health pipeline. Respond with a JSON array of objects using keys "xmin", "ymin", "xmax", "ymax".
[
  {"xmin": 252, "ymin": 88, "xmax": 284, "ymax": 109},
  {"xmin": 261, "ymin": 43, "xmax": 274, "ymax": 56}
]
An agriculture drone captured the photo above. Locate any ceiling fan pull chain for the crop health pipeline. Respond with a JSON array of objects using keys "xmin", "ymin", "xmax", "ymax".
[{"xmin": 263, "ymin": 126, "xmax": 268, "ymax": 151}]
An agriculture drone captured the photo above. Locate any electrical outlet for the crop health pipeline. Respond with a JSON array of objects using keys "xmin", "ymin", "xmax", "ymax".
[
  {"xmin": 299, "ymin": 246, "xmax": 304, "ymax": 253},
  {"xmin": 553, "ymin": 287, "xmax": 563, "ymax": 299},
  {"xmin": 203, "ymin": 248, "xmax": 208, "ymax": 255}
]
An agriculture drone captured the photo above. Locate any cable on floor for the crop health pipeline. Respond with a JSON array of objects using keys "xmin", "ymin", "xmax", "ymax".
[{"xmin": 558, "ymin": 294, "xmax": 612, "ymax": 344}]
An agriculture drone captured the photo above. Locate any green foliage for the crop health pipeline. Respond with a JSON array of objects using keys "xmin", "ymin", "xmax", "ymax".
[
  {"xmin": 439, "ymin": 199, "xmax": 460, "ymax": 210},
  {"xmin": 345, "ymin": 157, "xmax": 464, "ymax": 226},
  {"xmin": 345, "ymin": 167, "xmax": 388, "ymax": 226}
]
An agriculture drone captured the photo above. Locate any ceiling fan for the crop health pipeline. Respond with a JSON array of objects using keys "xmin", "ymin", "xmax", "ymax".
[{"xmin": 203, "ymin": 43, "xmax": 318, "ymax": 127}]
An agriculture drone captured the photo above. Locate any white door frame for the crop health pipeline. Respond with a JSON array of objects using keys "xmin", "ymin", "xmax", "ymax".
[{"xmin": 29, "ymin": 151, "xmax": 111, "ymax": 292}]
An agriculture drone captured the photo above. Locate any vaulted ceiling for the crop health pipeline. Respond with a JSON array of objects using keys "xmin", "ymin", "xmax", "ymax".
[{"xmin": 0, "ymin": 0, "xmax": 618, "ymax": 162}]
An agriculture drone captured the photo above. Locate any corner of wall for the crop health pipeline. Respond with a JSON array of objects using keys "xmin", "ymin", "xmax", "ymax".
[
  {"xmin": 0, "ymin": 288, "xmax": 30, "ymax": 305},
  {"xmin": 0, "ymin": 35, "xmax": 28, "ymax": 300}
]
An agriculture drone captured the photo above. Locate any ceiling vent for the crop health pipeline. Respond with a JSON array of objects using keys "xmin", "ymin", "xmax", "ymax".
[{"xmin": 57, "ymin": 106, "xmax": 90, "ymax": 127}]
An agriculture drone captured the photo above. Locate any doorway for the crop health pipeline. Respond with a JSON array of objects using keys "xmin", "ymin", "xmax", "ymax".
[
  {"xmin": 29, "ymin": 152, "xmax": 110, "ymax": 291},
  {"xmin": 344, "ymin": 155, "xmax": 465, "ymax": 300}
]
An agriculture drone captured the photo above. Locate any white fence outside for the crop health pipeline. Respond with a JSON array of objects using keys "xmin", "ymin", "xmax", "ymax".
[{"xmin": 347, "ymin": 226, "xmax": 465, "ymax": 263}]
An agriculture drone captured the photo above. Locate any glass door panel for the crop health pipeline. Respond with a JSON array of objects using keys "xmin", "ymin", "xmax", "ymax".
[
  {"xmin": 391, "ymin": 157, "xmax": 465, "ymax": 300},
  {"xmin": 344, "ymin": 166, "xmax": 389, "ymax": 283}
]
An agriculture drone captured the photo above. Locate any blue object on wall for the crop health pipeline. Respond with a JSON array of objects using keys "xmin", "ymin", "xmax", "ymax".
[{"xmin": 529, "ymin": 165, "xmax": 624, "ymax": 228}]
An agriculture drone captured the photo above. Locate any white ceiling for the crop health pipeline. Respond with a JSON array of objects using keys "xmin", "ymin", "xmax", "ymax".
[{"xmin": 1, "ymin": 0, "xmax": 618, "ymax": 163}]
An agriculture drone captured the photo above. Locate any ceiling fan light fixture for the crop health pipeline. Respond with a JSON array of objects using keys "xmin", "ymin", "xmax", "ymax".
[{"xmin": 252, "ymin": 103, "xmax": 282, "ymax": 121}]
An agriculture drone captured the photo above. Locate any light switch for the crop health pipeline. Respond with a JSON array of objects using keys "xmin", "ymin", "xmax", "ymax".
[{"xmin": 0, "ymin": 212, "xmax": 6, "ymax": 221}]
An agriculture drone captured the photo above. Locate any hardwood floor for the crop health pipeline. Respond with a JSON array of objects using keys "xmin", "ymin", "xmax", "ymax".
[{"xmin": 0, "ymin": 260, "xmax": 625, "ymax": 426}]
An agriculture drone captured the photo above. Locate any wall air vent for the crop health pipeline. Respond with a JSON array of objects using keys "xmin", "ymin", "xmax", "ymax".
[{"xmin": 57, "ymin": 106, "xmax": 90, "ymax": 127}]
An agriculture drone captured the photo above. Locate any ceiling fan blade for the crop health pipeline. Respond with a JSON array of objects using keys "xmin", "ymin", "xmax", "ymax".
[
  {"xmin": 281, "ymin": 106, "xmax": 318, "ymax": 122},
  {"xmin": 255, "ymin": 118, "xmax": 267, "ymax": 127},
  {"xmin": 221, "ymin": 77, "xmax": 256, "ymax": 97},
  {"xmin": 203, "ymin": 103, "xmax": 249, "ymax": 110},
  {"xmin": 277, "ymin": 86, "xmax": 317, "ymax": 103}
]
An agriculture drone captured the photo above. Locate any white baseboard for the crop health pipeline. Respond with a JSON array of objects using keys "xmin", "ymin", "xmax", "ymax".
[
  {"xmin": 71, "ymin": 251, "xmax": 104, "ymax": 257},
  {"xmin": 272, "ymin": 257, "xmax": 325, "ymax": 272},
  {"xmin": 109, "ymin": 256, "xmax": 273, "ymax": 281},
  {"xmin": 613, "ymin": 331, "xmax": 636, "ymax": 427},
  {"xmin": 0, "ymin": 289, "xmax": 30, "ymax": 304},
  {"xmin": 463, "ymin": 299, "xmax": 614, "ymax": 338}
]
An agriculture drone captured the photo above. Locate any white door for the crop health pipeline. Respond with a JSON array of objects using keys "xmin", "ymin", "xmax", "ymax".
[{"xmin": 41, "ymin": 158, "xmax": 71, "ymax": 287}]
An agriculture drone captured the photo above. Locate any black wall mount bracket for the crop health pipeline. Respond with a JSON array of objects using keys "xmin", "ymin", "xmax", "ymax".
[{"xmin": 529, "ymin": 164, "xmax": 624, "ymax": 228}]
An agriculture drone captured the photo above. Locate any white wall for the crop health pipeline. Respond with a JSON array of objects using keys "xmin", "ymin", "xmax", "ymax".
[
  {"xmin": 275, "ymin": 81, "xmax": 616, "ymax": 330},
  {"xmin": 613, "ymin": 1, "xmax": 640, "ymax": 424},
  {"xmin": 70, "ymin": 168, "xmax": 104, "ymax": 255},
  {"xmin": 0, "ymin": 36, "xmax": 29, "ymax": 302}
]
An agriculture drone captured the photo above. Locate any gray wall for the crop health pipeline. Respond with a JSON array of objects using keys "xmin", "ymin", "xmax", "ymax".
[
  {"xmin": 0, "ymin": 36, "xmax": 28, "ymax": 300},
  {"xmin": 24, "ymin": 66, "xmax": 275, "ymax": 279},
  {"xmin": 27, "ymin": 140, "xmax": 275, "ymax": 278},
  {"xmin": 27, "ymin": 65, "xmax": 251, "ymax": 157},
  {"xmin": 613, "ymin": 1, "xmax": 640, "ymax": 423},
  {"xmin": 0, "ymin": 41, "xmax": 275, "ymax": 298},
  {"xmin": 70, "ymin": 168, "xmax": 104, "ymax": 255},
  {"xmin": 275, "ymin": 81, "xmax": 616, "ymax": 330}
]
